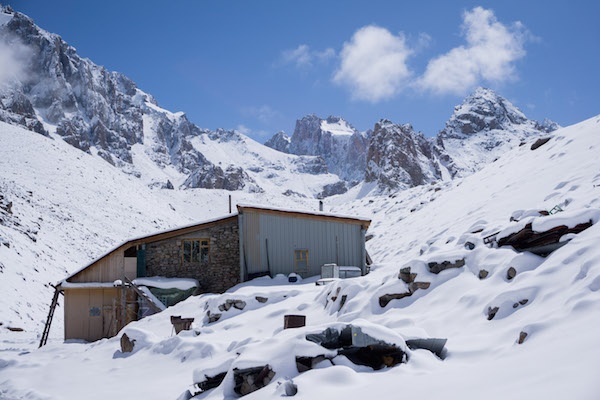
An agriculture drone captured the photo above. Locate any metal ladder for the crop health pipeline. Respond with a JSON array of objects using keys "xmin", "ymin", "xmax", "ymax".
[{"xmin": 39, "ymin": 285, "xmax": 62, "ymax": 348}]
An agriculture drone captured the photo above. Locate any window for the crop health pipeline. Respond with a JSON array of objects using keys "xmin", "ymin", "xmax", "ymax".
[
  {"xmin": 294, "ymin": 249, "xmax": 309, "ymax": 271},
  {"xmin": 182, "ymin": 239, "xmax": 209, "ymax": 263}
]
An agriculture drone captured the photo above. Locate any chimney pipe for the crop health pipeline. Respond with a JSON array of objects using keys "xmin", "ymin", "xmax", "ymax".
[
  {"xmin": 319, "ymin": 200, "xmax": 323, "ymax": 212},
  {"xmin": 229, "ymin": 195, "xmax": 232, "ymax": 214}
]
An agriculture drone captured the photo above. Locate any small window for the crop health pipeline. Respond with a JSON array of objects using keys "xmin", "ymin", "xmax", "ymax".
[
  {"xmin": 294, "ymin": 249, "xmax": 309, "ymax": 270},
  {"xmin": 182, "ymin": 239, "xmax": 209, "ymax": 263}
]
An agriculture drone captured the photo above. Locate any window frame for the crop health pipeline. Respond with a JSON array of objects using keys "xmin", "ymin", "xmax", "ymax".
[
  {"xmin": 182, "ymin": 238, "xmax": 210, "ymax": 263},
  {"xmin": 294, "ymin": 249, "xmax": 309, "ymax": 270}
]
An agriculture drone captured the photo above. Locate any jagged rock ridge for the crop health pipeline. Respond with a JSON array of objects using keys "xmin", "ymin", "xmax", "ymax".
[
  {"xmin": 365, "ymin": 120, "xmax": 441, "ymax": 190},
  {"xmin": 0, "ymin": 6, "xmax": 560, "ymax": 196},
  {"xmin": 0, "ymin": 7, "xmax": 332, "ymax": 196}
]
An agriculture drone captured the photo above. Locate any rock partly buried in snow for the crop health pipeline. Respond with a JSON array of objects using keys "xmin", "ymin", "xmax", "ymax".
[
  {"xmin": 233, "ymin": 365, "xmax": 275, "ymax": 396},
  {"xmin": 218, "ymin": 299, "xmax": 247, "ymax": 312},
  {"xmin": 487, "ymin": 306, "xmax": 500, "ymax": 320},
  {"xmin": 379, "ymin": 292, "xmax": 412, "ymax": 308},
  {"xmin": 497, "ymin": 209, "xmax": 599, "ymax": 256},
  {"xmin": 304, "ymin": 325, "xmax": 407, "ymax": 370},
  {"xmin": 530, "ymin": 137, "xmax": 551, "ymax": 150},
  {"xmin": 275, "ymin": 378, "xmax": 298, "ymax": 397},
  {"xmin": 398, "ymin": 267, "xmax": 417, "ymax": 283},
  {"xmin": 479, "ymin": 269, "xmax": 489, "ymax": 279},
  {"xmin": 428, "ymin": 258, "xmax": 465, "ymax": 274},
  {"xmin": 381, "ymin": 266, "xmax": 431, "ymax": 307},
  {"xmin": 507, "ymin": 267, "xmax": 517, "ymax": 280},
  {"xmin": 518, "ymin": 331, "xmax": 528, "ymax": 344},
  {"xmin": 195, "ymin": 371, "xmax": 227, "ymax": 393},
  {"xmin": 120, "ymin": 333, "xmax": 135, "ymax": 353}
]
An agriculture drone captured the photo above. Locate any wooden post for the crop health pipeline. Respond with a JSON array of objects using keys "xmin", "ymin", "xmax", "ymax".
[{"xmin": 120, "ymin": 279, "xmax": 126, "ymax": 331}]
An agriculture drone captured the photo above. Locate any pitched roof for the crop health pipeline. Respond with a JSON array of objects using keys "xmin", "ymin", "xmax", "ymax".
[
  {"xmin": 62, "ymin": 206, "xmax": 371, "ymax": 283},
  {"xmin": 237, "ymin": 204, "xmax": 371, "ymax": 229}
]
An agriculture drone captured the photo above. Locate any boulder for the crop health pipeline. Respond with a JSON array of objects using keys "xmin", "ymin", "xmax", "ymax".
[
  {"xmin": 398, "ymin": 267, "xmax": 417, "ymax": 283},
  {"xmin": 518, "ymin": 331, "xmax": 528, "ymax": 344},
  {"xmin": 428, "ymin": 259, "xmax": 465, "ymax": 274},
  {"xmin": 233, "ymin": 365, "xmax": 275, "ymax": 396},
  {"xmin": 487, "ymin": 306, "xmax": 499, "ymax": 321},
  {"xmin": 379, "ymin": 292, "xmax": 412, "ymax": 308},
  {"xmin": 120, "ymin": 333, "xmax": 135, "ymax": 353}
]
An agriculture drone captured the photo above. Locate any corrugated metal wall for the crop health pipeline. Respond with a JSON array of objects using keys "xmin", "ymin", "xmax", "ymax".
[{"xmin": 242, "ymin": 210, "xmax": 364, "ymax": 278}]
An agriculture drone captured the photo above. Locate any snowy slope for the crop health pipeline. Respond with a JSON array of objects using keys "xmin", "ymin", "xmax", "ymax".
[
  {"xmin": 1, "ymin": 113, "xmax": 599, "ymax": 400},
  {"xmin": 0, "ymin": 121, "xmax": 322, "ymax": 336}
]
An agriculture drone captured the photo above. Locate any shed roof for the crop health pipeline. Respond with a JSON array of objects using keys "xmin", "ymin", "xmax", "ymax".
[
  {"xmin": 63, "ymin": 214, "xmax": 238, "ymax": 283},
  {"xmin": 62, "ymin": 206, "xmax": 371, "ymax": 284},
  {"xmin": 237, "ymin": 204, "xmax": 371, "ymax": 230}
]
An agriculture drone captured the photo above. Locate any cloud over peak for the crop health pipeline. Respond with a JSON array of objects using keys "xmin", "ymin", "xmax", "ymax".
[
  {"xmin": 333, "ymin": 25, "xmax": 413, "ymax": 103},
  {"xmin": 280, "ymin": 44, "xmax": 335, "ymax": 69},
  {"xmin": 417, "ymin": 7, "xmax": 528, "ymax": 95}
]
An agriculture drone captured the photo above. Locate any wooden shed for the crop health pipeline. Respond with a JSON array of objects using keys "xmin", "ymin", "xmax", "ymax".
[{"xmin": 52, "ymin": 205, "xmax": 370, "ymax": 342}]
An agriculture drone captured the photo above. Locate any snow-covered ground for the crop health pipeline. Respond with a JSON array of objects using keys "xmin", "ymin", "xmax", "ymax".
[{"xmin": 1, "ymin": 115, "xmax": 600, "ymax": 399}]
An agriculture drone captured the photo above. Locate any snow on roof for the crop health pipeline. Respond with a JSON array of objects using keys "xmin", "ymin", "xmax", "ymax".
[
  {"xmin": 133, "ymin": 277, "xmax": 198, "ymax": 291},
  {"xmin": 237, "ymin": 203, "xmax": 371, "ymax": 224},
  {"xmin": 59, "ymin": 281, "xmax": 118, "ymax": 289},
  {"xmin": 63, "ymin": 213, "xmax": 238, "ymax": 282}
]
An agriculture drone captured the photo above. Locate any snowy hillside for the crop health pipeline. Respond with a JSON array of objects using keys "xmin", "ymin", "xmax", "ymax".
[
  {"xmin": 1, "ymin": 109, "xmax": 599, "ymax": 399},
  {"xmin": 0, "ymin": 121, "xmax": 323, "ymax": 336},
  {"xmin": 0, "ymin": 7, "xmax": 339, "ymax": 197}
]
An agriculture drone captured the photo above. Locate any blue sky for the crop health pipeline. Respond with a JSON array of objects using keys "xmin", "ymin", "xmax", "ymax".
[{"xmin": 8, "ymin": 0, "xmax": 600, "ymax": 142}]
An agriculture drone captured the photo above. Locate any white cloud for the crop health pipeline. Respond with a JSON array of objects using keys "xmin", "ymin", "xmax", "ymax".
[
  {"xmin": 236, "ymin": 124, "xmax": 251, "ymax": 135},
  {"xmin": 280, "ymin": 44, "xmax": 335, "ymax": 68},
  {"xmin": 241, "ymin": 105, "xmax": 281, "ymax": 124},
  {"xmin": 418, "ymin": 7, "xmax": 527, "ymax": 95},
  {"xmin": 0, "ymin": 39, "xmax": 32, "ymax": 87},
  {"xmin": 333, "ymin": 25, "xmax": 413, "ymax": 103}
]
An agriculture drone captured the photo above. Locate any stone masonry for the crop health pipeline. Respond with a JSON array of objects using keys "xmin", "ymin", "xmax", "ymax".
[{"xmin": 145, "ymin": 219, "xmax": 240, "ymax": 293}]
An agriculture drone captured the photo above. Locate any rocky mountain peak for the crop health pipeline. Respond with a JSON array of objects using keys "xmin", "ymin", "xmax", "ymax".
[
  {"xmin": 264, "ymin": 131, "xmax": 290, "ymax": 153},
  {"xmin": 277, "ymin": 114, "xmax": 367, "ymax": 184},
  {"xmin": 440, "ymin": 87, "xmax": 529, "ymax": 138},
  {"xmin": 435, "ymin": 87, "xmax": 559, "ymax": 178},
  {"xmin": 365, "ymin": 120, "xmax": 440, "ymax": 190}
]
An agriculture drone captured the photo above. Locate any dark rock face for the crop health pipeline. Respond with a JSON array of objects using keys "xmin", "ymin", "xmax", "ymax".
[
  {"xmin": 435, "ymin": 87, "xmax": 560, "ymax": 178},
  {"xmin": 1, "ymin": 7, "xmax": 562, "ymax": 196},
  {"xmin": 183, "ymin": 164, "xmax": 257, "ymax": 191},
  {"xmin": 285, "ymin": 115, "xmax": 368, "ymax": 183},
  {"xmin": 365, "ymin": 120, "xmax": 441, "ymax": 190},
  {"xmin": 318, "ymin": 181, "xmax": 348, "ymax": 199},
  {"xmin": 0, "ymin": 9, "xmax": 262, "ymax": 191},
  {"xmin": 292, "ymin": 156, "xmax": 328, "ymax": 175},
  {"xmin": 439, "ymin": 87, "xmax": 529, "ymax": 138},
  {"xmin": 264, "ymin": 131, "xmax": 291, "ymax": 153}
]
